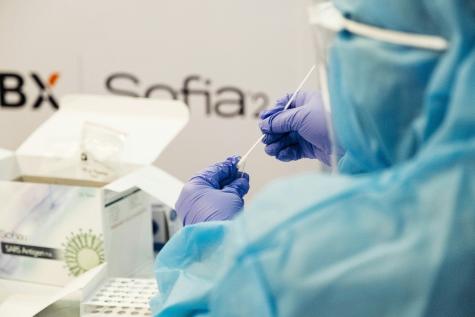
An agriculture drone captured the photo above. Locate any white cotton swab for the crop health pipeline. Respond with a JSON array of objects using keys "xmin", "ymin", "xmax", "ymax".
[{"xmin": 237, "ymin": 64, "xmax": 317, "ymax": 171}]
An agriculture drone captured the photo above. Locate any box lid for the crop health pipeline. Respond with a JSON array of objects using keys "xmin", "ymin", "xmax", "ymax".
[
  {"xmin": 105, "ymin": 166, "xmax": 183, "ymax": 208},
  {"xmin": 0, "ymin": 148, "xmax": 19, "ymax": 181},
  {"xmin": 16, "ymin": 95, "xmax": 189, "ymax": 165},
  {"xmin": 0, "ymin": 148, "xmax": 12, "ymax": 160}
]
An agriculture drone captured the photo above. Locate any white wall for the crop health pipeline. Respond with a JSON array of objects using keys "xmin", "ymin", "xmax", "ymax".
[{"xmin": 0, "ymin": 0, "xmax": 318, "ymax": 198}]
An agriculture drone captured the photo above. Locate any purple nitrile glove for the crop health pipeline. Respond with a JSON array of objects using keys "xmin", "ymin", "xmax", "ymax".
[
  {"xmin": 259, "ymin": 91, "xmax": 334, "ymax": 166},
  {"xmin": 175, "ymin": 156, "xmax": 250, "ymax": 226}
]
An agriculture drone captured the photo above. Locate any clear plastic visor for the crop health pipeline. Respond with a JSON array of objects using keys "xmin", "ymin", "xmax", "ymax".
[{"xmin": 307, "ymin": 1, "xmax": 449, "ymax": 173}]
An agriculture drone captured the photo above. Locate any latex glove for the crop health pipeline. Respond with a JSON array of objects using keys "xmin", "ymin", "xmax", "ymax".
[
  {"xmin": 176, "ymin": 156, "xmax": 250, "ymax": 226},
  {"xmin": 259, "ymin": 91, "xmax": 333, "ymax": 165}
]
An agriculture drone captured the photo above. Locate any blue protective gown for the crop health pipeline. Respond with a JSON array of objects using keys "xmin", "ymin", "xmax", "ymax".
[{"xmin": 151, "ymin": 0, "xmax": 475, "ymax": 316}]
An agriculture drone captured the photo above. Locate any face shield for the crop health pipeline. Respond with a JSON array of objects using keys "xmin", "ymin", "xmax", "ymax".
[{"xmin": 308, "ymin": 1, "xmax": 449, "ymax": 173}]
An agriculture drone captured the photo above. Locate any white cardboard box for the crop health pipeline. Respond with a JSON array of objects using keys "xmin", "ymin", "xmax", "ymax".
[{"xmin": 0, "ymin": 94, "xmax": 188, "ymax": 286}]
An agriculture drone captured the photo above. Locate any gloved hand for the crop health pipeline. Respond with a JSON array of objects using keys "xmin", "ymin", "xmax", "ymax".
[
  {"xmin": 259, "ymin": 91, "xmax": 334, "ymax": 165},
  {"xmin": 176, "ymin": 156, "xmax": 250, "ymax": 226}
]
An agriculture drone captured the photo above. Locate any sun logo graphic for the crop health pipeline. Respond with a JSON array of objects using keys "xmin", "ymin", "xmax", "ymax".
[{"xmin": 62, "ymin": 229, "xmax": 105, "ymax": 276}]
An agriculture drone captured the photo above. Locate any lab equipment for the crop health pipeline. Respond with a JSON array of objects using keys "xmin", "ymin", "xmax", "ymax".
[
  {"xmin": 152, "ymin": 1, "xmax": 475, "ymax": 316},
  {"xmin": 236, "ymin": 65, "xmax": 316, "ymax": 171},
  {"xmin": 259, "ymin": 91, "xmax": 337, "ymax": 165},
  {"xmin": 175, "ymin": 156, "xmax": 250, "ymax": 226},
  {"xmin": 80, "ymin": 122, "xmax": 127, "ymax": 181},
  {"xmin": 82, "ymin": 278, "xmax": 156, "ymax": 316}
]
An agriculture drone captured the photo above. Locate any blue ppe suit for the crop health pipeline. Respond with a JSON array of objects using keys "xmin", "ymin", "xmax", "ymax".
[{"xmin": 151, "ymin": 0, "xmax": 475, "ymax": 316}]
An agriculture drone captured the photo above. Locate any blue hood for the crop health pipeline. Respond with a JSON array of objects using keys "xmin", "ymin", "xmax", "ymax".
[{"xmin": 329, "ymin": 0, "xmax": 475, "ymax": 173}]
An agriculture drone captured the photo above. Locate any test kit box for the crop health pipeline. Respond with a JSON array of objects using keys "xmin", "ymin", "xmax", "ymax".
[{"xmin": 0, "ymin": 95, "xmax": 188, "ymax": 286}]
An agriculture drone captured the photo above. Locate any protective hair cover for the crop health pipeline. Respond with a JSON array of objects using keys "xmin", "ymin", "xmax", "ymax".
[{"xmin": 151, "ymin": 1, "xmax": 475, "ymax": 316}]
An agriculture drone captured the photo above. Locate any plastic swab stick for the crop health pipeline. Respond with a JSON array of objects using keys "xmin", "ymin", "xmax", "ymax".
[{"xmin": 237, "ymin": 64, "xmax": 317, "ymax": 171}]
